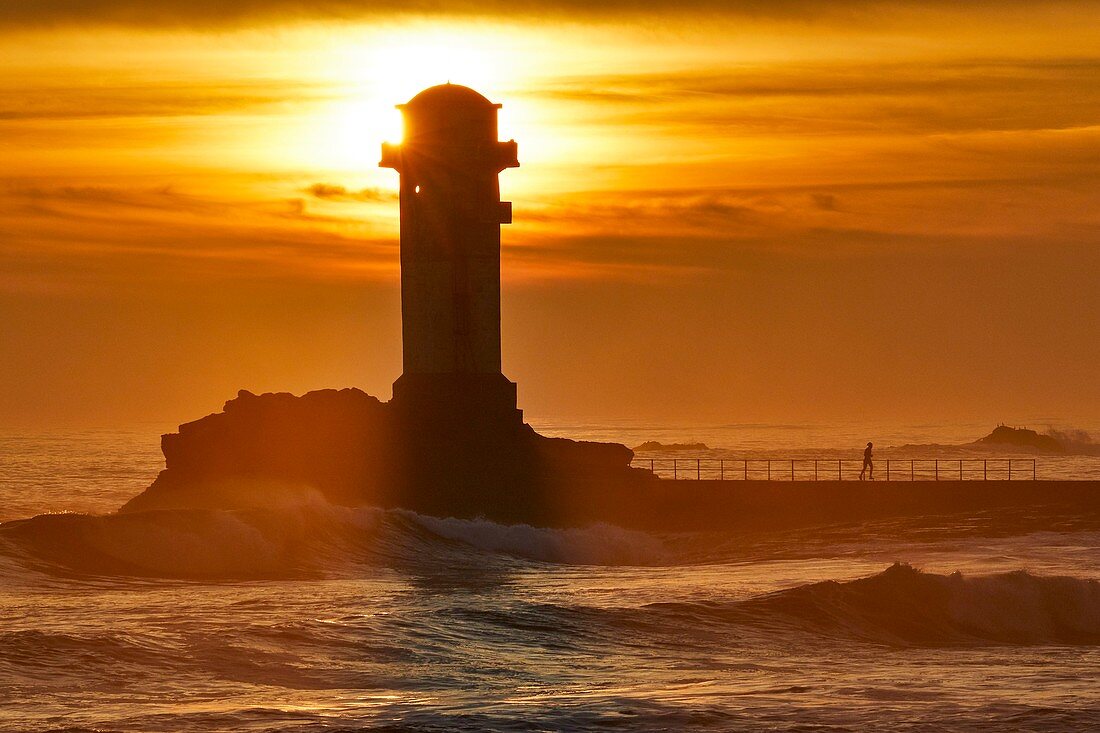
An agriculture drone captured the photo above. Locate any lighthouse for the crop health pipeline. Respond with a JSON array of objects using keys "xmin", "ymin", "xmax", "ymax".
[{"xmin": 380, "ymin": 84, "xmax": 522, "ymax": 422}]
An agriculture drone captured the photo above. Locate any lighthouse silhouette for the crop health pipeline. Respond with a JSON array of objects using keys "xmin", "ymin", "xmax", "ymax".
[{"xmin": 380, "ymin": 84, "xmax": 522, "ymax": 423}]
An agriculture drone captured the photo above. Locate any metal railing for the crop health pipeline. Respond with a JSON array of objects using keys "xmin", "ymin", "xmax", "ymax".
[{"xmin": 633, "ymin": 458, "xmax": 1038, "ymax": 481}]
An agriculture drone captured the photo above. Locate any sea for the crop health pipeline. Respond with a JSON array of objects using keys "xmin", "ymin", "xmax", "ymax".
[{"xmin": 2, "ymin": 420, "xmax": 1100, "ymax": 732}]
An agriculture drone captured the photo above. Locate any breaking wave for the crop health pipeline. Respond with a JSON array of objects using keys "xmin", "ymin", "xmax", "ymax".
[
  {"xmin": 407, "ymin": 512, "xmax": 669, "ymax": 566},
  {"xmin": 0, "ymin": 502, "xmax": 669, "ymax": 580},
  {"xmin": 646, "ymin": 563, "xmax": 1100, "ymax": 646}
]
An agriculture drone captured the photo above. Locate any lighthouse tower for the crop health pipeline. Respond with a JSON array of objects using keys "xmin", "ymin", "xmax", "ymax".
[{"xmin": 380, "ymin": 84, "xmax": 521, "ymax": 422}]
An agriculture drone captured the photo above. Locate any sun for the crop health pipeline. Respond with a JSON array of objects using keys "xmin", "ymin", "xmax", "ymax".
[{"xmin": 309, "ymin": 27, "xmax": 523, "ymax": 175}]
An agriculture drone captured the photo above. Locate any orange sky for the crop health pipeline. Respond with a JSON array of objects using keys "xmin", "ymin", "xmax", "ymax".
[{"xmin": 1, "ymin": 3, "xmax": 1098, "ymax": 428}]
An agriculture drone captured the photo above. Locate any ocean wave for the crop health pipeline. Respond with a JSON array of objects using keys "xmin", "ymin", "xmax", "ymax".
[
  {"xmin": 0, "ymin": 629, "xmax": 173, "ymax": 677},
  {"xmin": 405, "ymin": 512, "xmax": 669, "ymax": 566},
  {"xmin": 0, "ymin": 501, "xmax": 669, "ymax": 580},
  {"xmin": 0, "ymin": 503, "xmax": 386, "ymax": 580},
  {"xmin": 647, "ymin": 563, "xmax": 1100, "ymax": 646}
]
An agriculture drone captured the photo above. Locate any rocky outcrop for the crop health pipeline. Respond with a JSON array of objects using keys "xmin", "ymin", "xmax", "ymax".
[
  {"xmin": 975, "ymin": 425, "xmax": 1064, "ymax": 453},
  {"xmin": 122, "ymin": 387, "xmax": 651, "ymax": 524},
  {"xmin": 633, "ymin": 441, "xmax": 708, "ymax": 452}
]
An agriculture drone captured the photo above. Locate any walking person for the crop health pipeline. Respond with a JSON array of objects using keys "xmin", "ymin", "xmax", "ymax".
[{"xmin": 859, "ymin": 442, "xmax": 874, "ymax": 481}]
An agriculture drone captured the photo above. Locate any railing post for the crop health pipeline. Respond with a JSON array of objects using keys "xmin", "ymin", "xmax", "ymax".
[
  {"xmin": 697, "ymin": 458, "xmax": 701, "ymax": 481},
  {"xmin": 650, "ymin": 459, "xmax": 654, "ymax": 474},
  {"xmin": 1008, "ymin": 460, "xmax": 1012, "ymax": 481},
  {"xmin": 887, "ymin": 459, "xmax": 890, "ymax": 481},
  {"xmin": 911, "ymin": 459, "xmax": 914, "ymax": 481},
  {"xmin": 838, "ymin": 460, "xmax": 842, "ymax": 481},
  {"xmin": 959, "ymin": 459, "xmax": 963, "ymax": 481},
  {"xmin": 791, "ymin": 459, "xmax": 795, "ymax": 481},
  {"xmin": 767, "ymin": 460, "xmax": 772, "ymax": 481},
  {"xmin": 814, "ymin": 460, "xmax": 818, "ymax": 481},
  {"xmin": 935, "ymin": 459, "xmax": 939, "ymax": 481},
  {"xmin": 673, "ymin": 459, "xmax": 677, "ymax": 480},
  {"xmin": 1033, "ymin": 458, "xmax": 1036, "ymax": 480},
  {"xmin": 720, "ymin": 459, "xmax": 724, "ymax": 481},
  {"xmin": 984, "ymin": 459, "xmax": 987, "ymax": 481},
  {"xmin": 744, "ymin": 459, "xmax": 748, "ymax": 480}
]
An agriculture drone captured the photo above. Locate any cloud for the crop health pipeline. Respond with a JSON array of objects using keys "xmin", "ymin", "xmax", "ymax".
[
  {"xmin": 304, "ymin": 184, "xmax": 396, "ymax": 203},
  {"xmin": 0, "ymin": 0, "xmax": 1071, "ymax": 29},
  {"xmin": 505, "ymin": 221, "xmax": 1100, "ymax": 286},
  {"xmin": 0, "ymin": 182, "xmax": 399, "ymax": 291},
  {"xmin": 0, "ymin": 81, "xmax": 328, "ymax": 121},
  {"xmin": 532, "ymin": 59, "xmax": 1100, "ymax": 137},
  {"xmin": 517, "ymin": 166, "xmax": 1100, "ymax": 243}
]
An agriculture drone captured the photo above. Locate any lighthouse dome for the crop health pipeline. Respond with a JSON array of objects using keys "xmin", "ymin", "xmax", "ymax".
[
  {"xmin": 405, "ymin": 83, "xmax": 495, "ymax": 109},
  {"xmin": 400, "ymin": 84, "xmax": 501, "ymax": 144}
]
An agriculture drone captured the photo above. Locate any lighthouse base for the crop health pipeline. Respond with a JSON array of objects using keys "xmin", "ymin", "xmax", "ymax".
[{"xmin": 390, "ymin": 372, "xmax": 523, "ymax": 427}]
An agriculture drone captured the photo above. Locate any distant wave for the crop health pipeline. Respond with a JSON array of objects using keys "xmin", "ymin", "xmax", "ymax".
[
  {"xmin": 645, "ymin": 563, "xmax": 1100, "ymax": 646},
  {"xmin": 892, "ymin": 425, "xmax": 1100, "ymax": 456},
  {"xmin": 1049, "ymin": 428, "xmax": 1100, "ymax": 455}
]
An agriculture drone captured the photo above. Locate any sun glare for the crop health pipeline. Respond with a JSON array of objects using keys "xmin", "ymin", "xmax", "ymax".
[{"xmin": 307, "ymin": 27, "xmax": 524, "ymax": 176}]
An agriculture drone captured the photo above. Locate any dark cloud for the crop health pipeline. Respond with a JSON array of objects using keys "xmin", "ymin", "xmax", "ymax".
[
  {"xmin": 304, "ymin": 184, "xmax": 396, "ymax": 203},
  {"xmin": 521, "ymin": 193, "xmax": 770, "ymax": 232},
  {"xmin": 0, "ymin": 0, "xmax": 1062, "ymax": 29}
]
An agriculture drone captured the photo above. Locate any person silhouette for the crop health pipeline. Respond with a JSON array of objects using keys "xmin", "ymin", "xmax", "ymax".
[{"xmin": 859, "ymin": 442, "xmax": 874, "ymax": 481}]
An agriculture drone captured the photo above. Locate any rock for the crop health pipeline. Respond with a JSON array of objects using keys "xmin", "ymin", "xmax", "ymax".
[
  {"xmin": 122, "ymin": 387, "xmax": 652, "ymax": 524},
  {"xmin": 974, "ymin": 425, "xmax": 1064, "ymax": 453},
  {"xmin": 633, "ymin": 441, "xmax": 708, "ymax": 452}
]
